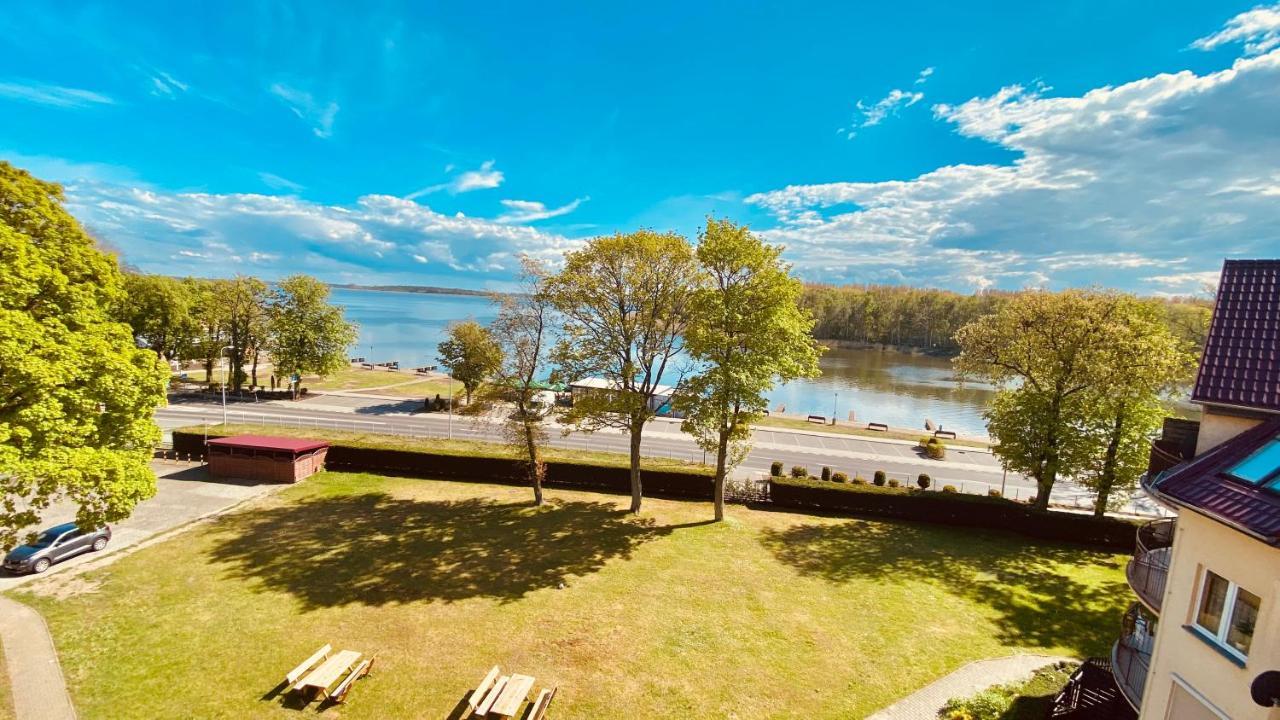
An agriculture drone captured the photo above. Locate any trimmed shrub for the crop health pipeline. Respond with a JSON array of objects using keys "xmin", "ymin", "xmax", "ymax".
[
  {"xmin": 790, "ymin": 465, "xmax": 808, "ymax": 479},
  {"xmin": 873, "ymin": 470, "xmax": 887, "ymax": 486},
  {"xmin": 917, "ymin": 473, "xmax": 932, "ymax": 490},
  {"xmin": 831, "ymin": 471, "xmax": 849, "ymax": 483},
  {"xmin": 926, "ymin": 438, "xmax": 946, "ymax": 460},
  {"xmin": 987, "ymin": 488, "xmax": 1002, "ymax": 498},
  {"xmin": 766, "ymin": 476, "xmax": 1137, "ymax": 550},
  {"xmin": 851, "ymin": 475, "xmax": 867, "ymax": 485},
  {"xmin": 820, "ymin": 466, "xmax": 832, "ymax": 482},
  {"xmin": 770, "ymin": 461, "xmax": 784, "ymax": 477},
  {"xmin": 888, "ymin": 478, "xmax": 900, "ymax": 488},
  {"xmin": 942, "ymin": 484, "xmax": 958, "ymax": 493}
]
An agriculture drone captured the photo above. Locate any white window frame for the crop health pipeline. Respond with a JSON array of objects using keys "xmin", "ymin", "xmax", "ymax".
[{"xmin": 1190, "ymin": 568, "xmax": 1256, "ymax": 663}]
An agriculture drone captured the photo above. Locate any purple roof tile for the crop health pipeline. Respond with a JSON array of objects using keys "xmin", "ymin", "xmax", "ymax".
[
  {"xmin": 1191, "ymin": 260, "xmax": 1280, "ymax": 413},
  {"xmin": 1149, "ymin": 416, "xmax": 1280, "ymax": 545}
]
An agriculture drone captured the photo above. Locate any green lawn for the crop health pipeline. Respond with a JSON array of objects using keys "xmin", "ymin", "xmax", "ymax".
[
  {"xmin": 301, "ymin": 366, "xmax": 457, "ymax": 393},
  {"xmin": 12, "ymin": 473, "xmax": 1128, "ymax": 719},
  {"xmin": 756, "ymin": 415, "xmax": 992, "ymax": 449}
]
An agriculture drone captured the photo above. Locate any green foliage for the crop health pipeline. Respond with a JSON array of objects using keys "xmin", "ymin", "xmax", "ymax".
[
  {"xmin": 0, "ymin": 161, "xmax": 168, "ymax": 547},
  {"xmin": 888, "ymin": 478, "xmax": 900, "ymax": 488},
  {"xmin": 917, "ymin": 474, "xmax": 931, "ymax": 489},
  {"xmin": 925, "ymin": 438, "xmax": 946, "ymax": 459},
  {"xmin": 267, "ymin": 275, "xmax": 358, "ymax": 388},
  {"xmin": 544, "ymin": 229, "xmax": 698, "ymax": 513},
  {"xmin": 769, "ymin": 461, "xmax": 784, "ymax": 477},
  {"xmin": 988, "ymin": 489, "xmax": 1002, "ymax": 498},
  {"xmin": 437, "ymin": 320, "xmax": 503, "ymax": 404},
  {"xmin": 674, "ymin": 218, "xmax": 822, "ymax": 520},
  {"xmin": 873, "ymin": 470, "xmax": 887, "ymax": 486},
  {"xmin": 851, "ymin": 475, "xmax": 867, "ymax": 484},
  {"xmin": 943, "ymin": 484, "xmax": 958, "ymax": 493},
  {"xmin": 205, "ymin": 275, "xmax": 269, "ymax": 390},
  {"xmin": 790, "ymin": 465, "xmax": 808, "ymax": 478},
  {"xmin": 832, "ymin": 471, "xmax": 849, "ymax": 483},
  {"xmin": 940, "ymin": 662, "xmax": 1077, "ymax": 720},
  {"xmin": 820, "ymin": 466, "xmax": 832, "ymax": 482},
  {"xmin": 117, "ymin": 272, "xmax": 198, "ymax": 361}
]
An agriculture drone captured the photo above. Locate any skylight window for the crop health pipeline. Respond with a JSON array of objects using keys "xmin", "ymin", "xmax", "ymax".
[{"xmin": 1226, "ymin": 437, "xmax": 1280, "ymax": 486}]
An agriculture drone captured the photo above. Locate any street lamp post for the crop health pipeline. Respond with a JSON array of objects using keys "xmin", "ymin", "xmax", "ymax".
[
  {"xmin": 833, "ymin": 392, "xmax": 838, "ymax": 424},
  {"xmin": 220, "ymin": 345, "xmax": 233, "ymax": 425},
  {"xmin": 447, "ymin": 368, "xmax": 454, "ymax": 440}
]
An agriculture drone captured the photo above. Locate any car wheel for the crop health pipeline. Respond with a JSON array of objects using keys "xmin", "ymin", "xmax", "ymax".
[
  {"xmin": 92, "ymin": 537, "xmax": 108, "ymax": 551},
  {"xmin": 32, "ymin": 558, "xmax": 51, "ymax": 574}
]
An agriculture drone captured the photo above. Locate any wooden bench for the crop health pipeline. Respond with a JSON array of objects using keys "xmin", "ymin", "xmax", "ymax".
[
  {"xmin": 490, "ymin": 674, "xmax": 535, "ymax": 717},
  {"xmin": 934, "ymin": 430, "xmax": 957, "ymax": 439},
  {"xmin": 474, "ymin": 675, "xmax": 510, "ymax": 717},
  {"xmin": 467, "ymin": 666, "xmax": 501, "ymax": 714},
  {"xmin": 285, "ymin": 644, "xmax": 331, "ymax": 688},
  {"xmin": 807, "ymin": 415, "xmax": 826, "ymax": 424},
  {"xmin": 529, "ymin": 687, "xmax": 557, "ymax": 720},
  {"xmin": 331, "ymin": 656, "xmax": 374, "ymax": 704},
  {"xmin": 867, "ymin": 422, "xmax": 889, "ymax": 432}
]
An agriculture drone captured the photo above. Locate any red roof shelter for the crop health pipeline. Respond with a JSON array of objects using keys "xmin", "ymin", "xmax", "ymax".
[{"xmin": 207, "ymin": 435, "xmax": 330, "ymax": 483}]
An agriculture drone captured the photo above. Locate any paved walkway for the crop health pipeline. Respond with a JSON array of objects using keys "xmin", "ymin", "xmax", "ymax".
[
  {"xmin": 0, "ymin": 597, "xmax": 75, "ymax": 720},
  {"xmin": 866, "ymin": 654, "xmax": 1075, "ymax": 720}
]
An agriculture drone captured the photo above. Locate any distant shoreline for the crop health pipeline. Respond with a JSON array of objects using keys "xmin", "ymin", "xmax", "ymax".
[{"xmin": 329, "ymin": 283, "xmax": 503, "ymax": 298}]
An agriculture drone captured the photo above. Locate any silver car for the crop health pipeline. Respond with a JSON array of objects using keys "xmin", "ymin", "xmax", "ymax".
[{"xmin": 3, "ymin": 522, "xmax": 112, "ymax": 574}]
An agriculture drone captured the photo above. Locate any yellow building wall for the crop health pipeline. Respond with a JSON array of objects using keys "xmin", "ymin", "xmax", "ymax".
[
  {"xmin": 1195, "ymin": 409, "xmax": 1265, "ymax": 456},
  {"xmin": 1140, "ymin": 510, "xmax": 1280, "ymax": 719}
]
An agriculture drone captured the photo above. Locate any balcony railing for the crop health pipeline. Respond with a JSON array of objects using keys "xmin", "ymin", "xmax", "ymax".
[
  {"xmin": 1111, "ymin": 603, "xmax": 1157, "ymax": 710},
  {"xmin": 1126, "ymin": 518, "xmax": 1174, "ymax": 612}
]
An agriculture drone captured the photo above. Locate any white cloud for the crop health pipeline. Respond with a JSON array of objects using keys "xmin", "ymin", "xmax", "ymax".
[
  {"xmin": 915, "ymin": 67, "xmax": 935, "ymax": 84},
  {"xmin": 496, "ymin": 196, "xmax": 588, "ymax": 223},
  {"xmin": 0, "ymin": 79, "xmax": 114, "ymax": 108},
  {"xmin": 406, "ymin": 160, "xmax": 505, "ymax": 198},
  {"xmin": 1146, "ymin": 271, "xmax": 1222, "ymax": 288},
  {"xmin": 751, "ymin": 31, "xmax": 1280, "ymax": 290},
  {"xmin": 269, "ymin": 83, "xmax": 339, "ymax": 138},
  {"xmin": 840, "ymin": 72, "xmax": 932, "ymax": 139},
  {"xmin": 258, "ymin": 172, "xmax": 305, "ymax": 193},
  {"xmin": 1193, "ymin": 3, "xmax": 1280, "ymax": 55},
  {"xmin": 148, "ymin": 71, "xmax": 188, "ymax": 98},
  {"xmin": 63, "ymin": 180, "xmax": 583, "ymax": 281}
]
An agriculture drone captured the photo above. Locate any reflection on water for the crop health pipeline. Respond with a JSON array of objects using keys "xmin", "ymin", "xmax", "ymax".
[
  {"xmin": 768, "ymin": 347, "xmax": 995, "ymax": 436},
  {"xmin": 333, "ymin": 288, "xmax": 996, "ymax": 436}
]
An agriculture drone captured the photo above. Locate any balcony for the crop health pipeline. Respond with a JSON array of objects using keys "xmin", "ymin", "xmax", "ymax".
[
  {"xmin": 1125, "ymin": 518, "xmax": 1174, "ymax": 612},
  {"xmin": 1111, "ymin": 603, "xmax": 1157, "ymax": 710}
]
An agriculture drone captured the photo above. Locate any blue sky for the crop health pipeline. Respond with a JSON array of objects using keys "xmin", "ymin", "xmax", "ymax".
[{"xmin": 3, "ymin": 2, "xmax": 1279, "ymax": 293}]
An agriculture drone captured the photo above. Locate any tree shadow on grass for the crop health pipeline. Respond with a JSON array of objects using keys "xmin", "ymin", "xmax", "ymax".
[
  {"xmin": 207, "ymin": 492, "xmax": 673, "ymax": 609},
  {"xmin": 758, "ymin": 517, "xmax": 1130, "ymax": 657}
]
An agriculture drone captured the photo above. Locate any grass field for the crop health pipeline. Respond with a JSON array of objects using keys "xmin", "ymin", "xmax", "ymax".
[
  {"xmin": 756, "ymin": 415, "xmax": 992, "ymax": 449},
  {"xmin": 12, "ymin": 472, "xmax": 1127, "ymax": 719},
  {"xmin": 180, "ymin": 423, "xmax": 709, "ymax": 473},
  {"xmin": 301, "ymin": 366, "xmax": 454, "ymax": 393}
]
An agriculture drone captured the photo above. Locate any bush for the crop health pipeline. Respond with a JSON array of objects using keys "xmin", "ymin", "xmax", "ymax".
[
  {"xmin": 943, "ymin": 484, "xmax": 958, "ymax": 493},
  {"xmin": 851, "ymin": 475, "xmax": 867, "ymax": 484},
  {"xmin": 873, "ymin": 470, "xmax": 886, "ymax": 486},
  {"xmin": 820, "ymin": 466, "xmax": 832, "ymax": 482},
  {"xmin": 917, "ymin": 473, "xmax": 932, "ymax": 490},
  {"xmin": 926, "ymin": 439, "xmax": 946, "ymax": 460},
  {"xmin": 831, "ymin": 471, "xmax": 849, "ymax": 483},
  {"xmin": 987, "ymin": 488, "xmax": 1002, "ymax": 498},
  {"xmin": 770, "ymin": 461, "xmax": 784, "ymax": 477},
  {"xmin": 790, "ymin": 465, "xmax": 808, "ymax": 478},
  {"xmin": 888, "ymin": 478, "xmax": 900, "ymax": 488}
]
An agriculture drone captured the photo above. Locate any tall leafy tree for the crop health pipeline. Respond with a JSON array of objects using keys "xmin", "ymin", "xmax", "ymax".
[
  {"xmin": 208, "ymin": 276, "xmax": 268, "ymax": 390},
  {"xmin": 1065, "ymin": 297, "xmax": 1197, "ymax": 516},
  {"xmin": 267, "ymin": 275, "xmax": 358, "ymax": 397},
  {"xmin": 437, "ymin": 320, "xmax": 502, "ymax": 404},
  {"xmin": 675, "ymin": 219, "xmax": 822, "ymax": 521},
  {"xmin": 488, "ymin": 258, "xmax": 555, "ymax": 505},
  {"xmin": 544, "ymin": 230, "xmax": 698, "ymax": 514},
  {"xmin": 117, "ymin": 272, "xmax": 198, "ymax": 361},
  {"xmin": 954, "ymin": 290, "xmax": 1129, "ymax": 510},
  {"xmin": 0, "ymin": 161, "xmax": 169, "ymax": 547}
]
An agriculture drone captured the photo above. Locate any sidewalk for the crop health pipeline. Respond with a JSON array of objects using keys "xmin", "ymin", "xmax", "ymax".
[
  {"xmin": 0, "ymin": 597, "xmax": 75, "ymax": 720},
  {"xmin": 867, "ymin": 654, "xmax": 1074, "ymax": 720}
]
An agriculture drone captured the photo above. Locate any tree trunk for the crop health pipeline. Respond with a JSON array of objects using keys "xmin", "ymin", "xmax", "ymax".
[
  {"xmin": 204, "ymin": 357, "xmax": 213, "ymax": 382},
  {"xmin": 713, "ymin": 428, "xmax": 729, "ymax": 522},
  {"xmin": 250, "ymin": 350, "xmax": 259, "ymax": 389},
  {"xmin": 523, "ymin": 419, "xmax": 544, "ymax": 506},
  {"xmin": 1035, "ymin": 395, "xmax": 1063, "ymax": 511},
  {"xmin": 1094, "ymin": 412, "xmax": 1125, "ymax": 518},
  {"xmin": 628, "ymin": 422, "xmax": 644, "ymax": 514}
]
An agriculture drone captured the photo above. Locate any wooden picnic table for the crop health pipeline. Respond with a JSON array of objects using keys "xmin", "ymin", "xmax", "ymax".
[
  {"xmin": 297, "ymin": 650, "xmax": 362, "ymax": 699},
  {"xmin": 489, "ymin": 674, "xmax": 535, "ymax": 717}
]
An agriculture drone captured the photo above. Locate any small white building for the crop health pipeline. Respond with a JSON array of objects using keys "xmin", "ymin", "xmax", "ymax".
[{"xmin": 568, "ymin": 377, "xmax": 677, "ymax": 415}]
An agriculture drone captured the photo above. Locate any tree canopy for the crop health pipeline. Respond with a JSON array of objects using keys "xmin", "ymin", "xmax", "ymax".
[
  {"xmin": 437, "ymin": 320, "xmax": 503, "ymax": 404},
  {"xmin": 0, "ymin": 161, "xmax": 169, "ymax": 547},
  {"xmin": 675, "ymin": 219, "xmax": 822, "ymax": 521},
  {"xmin": 267, "ymin": 274, "xmax": 358, "ymax": 394}
]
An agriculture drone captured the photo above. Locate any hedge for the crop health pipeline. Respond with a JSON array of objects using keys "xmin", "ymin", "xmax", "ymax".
[
  {"xmin": 769, "ymin": 476, "xmax": 1137, "ymax": 551},
  {"xmin": 172, "ymin": 430, "xmax": 714, "ymax": 500}
]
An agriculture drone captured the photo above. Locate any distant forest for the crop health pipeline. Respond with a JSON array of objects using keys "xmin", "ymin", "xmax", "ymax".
[
  {"xmin": 330, "ymin": 283, "xmax": 496, "ymax": 297},
  {"xmin": 800, "ymin": 283, "xmax": 1214, "ymax": 355}
]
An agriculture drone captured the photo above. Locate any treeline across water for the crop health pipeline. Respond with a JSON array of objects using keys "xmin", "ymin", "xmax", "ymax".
[{"xmin": 800, "ymin": 283, "xmax": 1213, "ymax": 355}]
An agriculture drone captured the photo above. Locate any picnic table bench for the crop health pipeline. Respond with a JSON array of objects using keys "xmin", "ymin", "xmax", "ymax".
[
  {"xmin": 867, "ymin": 422, "xmax": 889, "ymax": 432},
  {"xmin": 296, "ymin": 649, "xmax": 362, "ymax": 700},
  {"xmin": 934, "ymin": 429, "xmax": 958, "ymax": 439},
  {"xmin": 467, "ymin": 666, "xmax": 555, "ymax": 719}
]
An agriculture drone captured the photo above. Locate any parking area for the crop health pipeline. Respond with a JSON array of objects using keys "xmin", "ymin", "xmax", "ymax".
[{"xmin": 0, "ymin": 461, "xmax": 279, "ymax": 592}]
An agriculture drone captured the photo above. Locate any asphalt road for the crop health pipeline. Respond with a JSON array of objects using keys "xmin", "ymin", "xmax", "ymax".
[{"xmin": 157, "ymin": 393, "xmax": 1100, "ymax": 507}]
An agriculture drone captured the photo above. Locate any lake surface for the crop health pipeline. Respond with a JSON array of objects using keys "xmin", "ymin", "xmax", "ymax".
[{"xmin": 332, "ymin": 287, "xmax": 997, "ymax": 436}]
